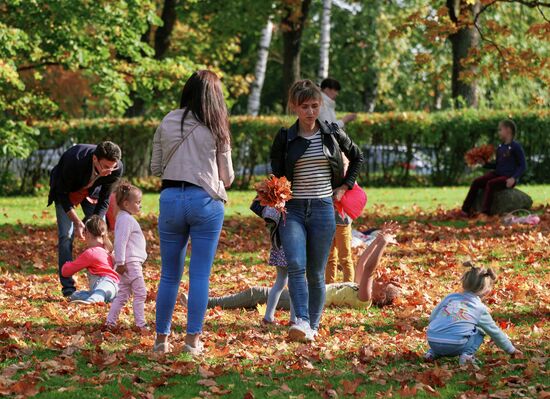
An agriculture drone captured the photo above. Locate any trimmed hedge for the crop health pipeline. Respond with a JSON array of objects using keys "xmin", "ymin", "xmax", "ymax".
[{"xmin": 21, "ymin": 109, "xmax": 550, "ymax": 191}]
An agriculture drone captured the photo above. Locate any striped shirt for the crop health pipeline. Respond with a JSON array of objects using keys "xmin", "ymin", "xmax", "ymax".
[{"xmin": 292, "ymin": 131, "xmax": 333, "ymax": 199}]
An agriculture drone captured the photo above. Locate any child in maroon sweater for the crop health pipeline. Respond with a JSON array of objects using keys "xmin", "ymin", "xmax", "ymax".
[
  {"xmin": 62, "ymin": 216, "xmax": 119, "ymax": 304},
  {"xmin": 462, "ymin": 119, "xmax": 526, "ymax": 215}
]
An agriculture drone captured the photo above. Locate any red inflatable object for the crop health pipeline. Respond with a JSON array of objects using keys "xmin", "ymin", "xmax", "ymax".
[{"xmin": 335, "ymin": 183, "xmax": 367, "ymax": 220}]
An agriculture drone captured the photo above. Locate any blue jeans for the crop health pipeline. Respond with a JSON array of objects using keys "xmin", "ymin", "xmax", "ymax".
[
  {"xmin": 265, "ymin": 266, "xmax": 296, "ymax": 323},
  {"xmin": 56, "ymin": 200, "xmax": 95, "ymax": 297},
  {"xmin": 155, "ymin": 186, "xmax": 224, "ymax": 335},
  {"xmin": 279, "ymin": 198, "xmax": 336, "ymax": 330},
  {"xmin": 70, "ymin": 276, "xmax": 118, "ymax": 303},
  {"xmin": 428, "ymin": 329, "xmax": 485, "ymax": 357}
]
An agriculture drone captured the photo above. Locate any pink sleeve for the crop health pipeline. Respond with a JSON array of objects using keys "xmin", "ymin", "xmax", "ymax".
[
  {"xmin": 61, "ymin": 249, "xmax": 94, "ymax": 277},
  {"xmin": 114, "ymin": 215, "xmax": 131, "ymax": 265}
]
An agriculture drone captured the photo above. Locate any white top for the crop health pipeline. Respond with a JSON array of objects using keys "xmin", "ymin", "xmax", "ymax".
[
  {"xmin": 319, "ymin": 92, "xmax": 344, "ymax": 128},
  {"xmin": 150, "ymin": 109, "xmax": 235, "ymax": 202},
  {"xmin": 114, "ymin": 210, "xmax": 147, "ymax": 266},
  {"xmin": 291, "ymin": 131, "xmax": 333, "ymax": 199}
]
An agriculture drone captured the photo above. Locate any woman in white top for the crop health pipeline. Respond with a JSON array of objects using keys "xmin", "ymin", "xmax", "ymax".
[{"xmin": 151, "ymin": 70, "xmax": 234, "ymax": 356}]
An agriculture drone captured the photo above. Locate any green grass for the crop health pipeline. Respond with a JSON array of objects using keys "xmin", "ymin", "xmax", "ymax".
[
  {"xmin": 0, "ymin": 186, "xmax": 548, "ymax": 398},
  {"xmin": 1, "ymin": 185, "xmax": 549, "ymax": 227}
]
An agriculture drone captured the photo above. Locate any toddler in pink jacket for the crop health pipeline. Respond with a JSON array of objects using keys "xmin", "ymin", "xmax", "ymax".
[{"xmin": 106, "ymin": 182, "xmax": 148, "ymax": 331}]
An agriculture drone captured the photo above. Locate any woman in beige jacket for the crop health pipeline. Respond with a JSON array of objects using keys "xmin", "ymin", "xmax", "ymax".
[{"xmin": 151, "ymin": 70, "xmax": 234, "ymax": 356}]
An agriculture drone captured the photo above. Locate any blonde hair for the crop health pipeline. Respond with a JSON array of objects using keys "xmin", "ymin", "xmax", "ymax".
[
  {"xmin": 461, "ymin": 261, "xmax": 496, "ymax": 296},
  {"xmin": 288, "ymin": 79, "xmax": 322, "ymax": 110},
  {"xmin": 84, "ymin": 215, "xmax": 113, "ymax": 253},
  {"xmin": 115, "ymin": 180, "xmax": 141, "ymax": 209}
]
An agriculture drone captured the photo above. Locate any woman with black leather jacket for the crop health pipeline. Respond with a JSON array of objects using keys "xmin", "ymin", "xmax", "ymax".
[{"xmin": 270, "ymin": 79, "xmax": 364, "ymax": 342}]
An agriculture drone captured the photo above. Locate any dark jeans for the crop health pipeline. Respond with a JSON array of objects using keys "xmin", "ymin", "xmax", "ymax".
[
  {"xmin": 56, "ymin": 200, "xmax": 95, "ymax": 297},
  {"xmin": 462, "ymin": 172, "xmax": 511, "ymax": 214},
  {"xmin": 279, "ymin": 197, "xmax": 336, "ymax": 330}
]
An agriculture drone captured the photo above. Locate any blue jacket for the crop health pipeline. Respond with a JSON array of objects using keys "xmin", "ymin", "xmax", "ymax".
[
  {"xmin": 427, "ymin": 292, "xmax": 515, "ymax": 353},
  {"xmin": 486, "ymin": 141, "xmax": 526, "ymax": 181}
]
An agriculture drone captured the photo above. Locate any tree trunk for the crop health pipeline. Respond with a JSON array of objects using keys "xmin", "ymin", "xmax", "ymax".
[
  {"xmin": 123, "ymin": 27, "xmax": 152, "ymax": 117},
  {"xmin": 247, "ymin": 17, "xmax": 274, "ymax": 116},
  {"xmin": 124, "ymin": 0, "xmax": 177, "ymax": 118},
  {"xmin": 281, "ymin": 0, "xmax": 312, "ymax": 108},
  {"xmin": 433, "ymin": 80, "xmax": 443, "ymax": 110},
  {"xmin": 317, "ymin": 0, "xmax": 332, "ymax": 82},
  {"xmin": 154, "ymin": 0, "xmax": 178, "ymax": 59},
  {"xmin": 363, "ymin": 67, "xmax": 378, "ymax": 113},
  {"xmin": 447, "ymin": 0, "xmax": 480, "ymax": 108}
]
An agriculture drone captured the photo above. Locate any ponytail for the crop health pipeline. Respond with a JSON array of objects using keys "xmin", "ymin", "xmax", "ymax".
[
  {"xmin": 115, "ymin": 179, "xmax": 141, "ymax": 209},
  {"xmin": 461, "ymin": 261, "xmax": 497, "ymax": 296},
  {"xmin": 103, "ymin": 234, "xmax": 114, "ymax": 253},
  {"xmin": 84, "ymin": 215, "xmax": 112, "ymax": 253}
]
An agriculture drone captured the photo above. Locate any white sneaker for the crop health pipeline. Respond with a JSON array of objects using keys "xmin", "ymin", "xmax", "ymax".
[
  {"xmin": 305, "ymin": 328, "xmax": 317, "ymax": 342},
  {"xmin": 288, "ymin": 318, "xmax": 311, "ymax": 342},
  {"xmin": 181, "ymin": 292, "xmax": 188, "ymax": 307},
  {"xmin": 459, "ymin": 353, "xmax": 480, "ymax": 366},
  {"xmin": 424, "ymin": 350, "xmax": 435, "ymax": 362}
]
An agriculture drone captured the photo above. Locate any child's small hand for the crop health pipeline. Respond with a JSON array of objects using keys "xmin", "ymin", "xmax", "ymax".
[
  {"xmin": 333, "ymin": 185, "xmax": 348, "ymax": 202},
  {"xmin": 117, "ymin": 264, "xmax": 127, "ymax": 275},
  {"xmin": 381, "ymin": 221, "xmax": 399, "ymax": 235},
  {"xmin": 511, "ymin": 349, "xmax": 523, "ymax": 359},
  {"xmin": 382, "ymin": 233, "xmax": 398, "ymax": 245}
]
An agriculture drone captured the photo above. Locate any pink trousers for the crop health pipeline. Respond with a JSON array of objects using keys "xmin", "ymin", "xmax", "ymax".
[{"xmin": 107, "ymin": 261, "xmax": 147, "ymax": 327}]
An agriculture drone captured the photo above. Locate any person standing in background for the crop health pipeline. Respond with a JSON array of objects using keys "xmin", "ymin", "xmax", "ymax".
[
  {"xmin": 319, "ymin": 78, "xmax": 357, "ymax": 284},
  {"xmin": 318, "ymin": 78, "xmax": 357, "ymax": 128}
]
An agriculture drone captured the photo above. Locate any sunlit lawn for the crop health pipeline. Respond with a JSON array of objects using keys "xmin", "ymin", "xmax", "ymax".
[
  {"xmin": 1, "ymin": 185, "xmax": 549, "ymax": 227},
  {"xmin": 0, "ymin": 186, "xmax": 548, "ymax": 398}
]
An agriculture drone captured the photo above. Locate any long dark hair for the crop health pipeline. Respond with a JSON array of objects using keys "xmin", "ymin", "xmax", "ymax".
[{"xmin": 179, "ymin": 70, "xmax": 231, "ymax": 147}]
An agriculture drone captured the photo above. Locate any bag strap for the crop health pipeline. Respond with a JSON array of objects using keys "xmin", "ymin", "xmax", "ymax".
[
  {"xmin": 162, "ymin": 124, "xmax": 198, "ymax": 172},
  {"xmin": 331, "ymin": 122, "xmax": 351, "ymax": 150}
]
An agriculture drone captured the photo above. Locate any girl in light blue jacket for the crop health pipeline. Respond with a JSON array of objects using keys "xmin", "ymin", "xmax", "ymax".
[{"xmin": 425, "ymin": 263, "xmax": 522, "ymax": 365}]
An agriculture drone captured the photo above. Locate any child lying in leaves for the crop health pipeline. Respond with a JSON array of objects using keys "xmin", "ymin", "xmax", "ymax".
[{"xmin": 199, "ymin": 223, "xmax": 400, "ymax": 328}]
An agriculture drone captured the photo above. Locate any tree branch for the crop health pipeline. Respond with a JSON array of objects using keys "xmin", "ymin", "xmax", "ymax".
[
  {"xmin": 536, "ymin": 4, "xmax": 550, "ymax": 21},
  {"xmin": 474, "ymin": 0, "xmax": 498, "ymax": 26},
  {"xmin": 471, "ymin": 0, "xmax": 548, "ymax": 67},
  {"xmin": 17, "ymin": 60, "xmax": 136, "ymax": 79},
  {"xmin": 497, "ymin": 0, "xmax": 550, "ymax": 7},
  {"xmin": 17, "ymin": 62, "xmax": 61, "ymax": 72},
  {"xmin": 472, "ymin": 19, "xmax": 508, "ymax": 64}
]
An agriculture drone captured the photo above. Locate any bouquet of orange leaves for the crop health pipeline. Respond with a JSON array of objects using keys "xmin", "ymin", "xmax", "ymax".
[
  {"xmin": 465, "ymin": 144, "xmax": 495, "ymax": 167},
  {"xmin": 254, "ymin": 175, "xmax": 292, "ymax": 218}
]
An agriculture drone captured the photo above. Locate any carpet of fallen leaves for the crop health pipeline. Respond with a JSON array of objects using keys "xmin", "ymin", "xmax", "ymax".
[{"xmin": 0, "ymin": 204, "xmax": 548, "ymax": 398}]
